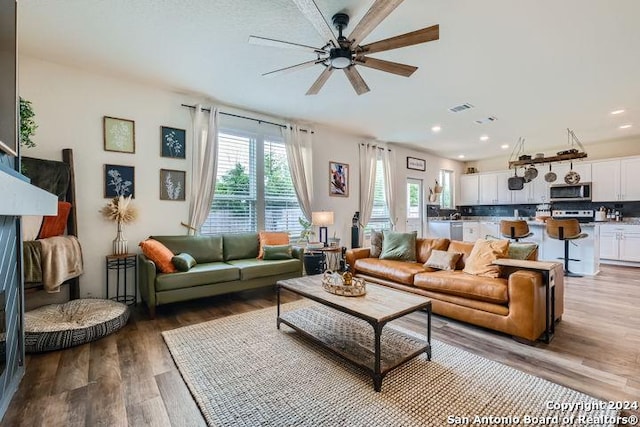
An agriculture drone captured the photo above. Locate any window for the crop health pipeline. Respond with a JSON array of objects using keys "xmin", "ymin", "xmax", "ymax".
[
  {"xmin": 366, "ymin": 158, "xmax": 391, "ymax": 232},
  {"xmin": 439, "ymin": 169, "xmax": 454, "ymax": 209},
  {"xmin": 201, "ymin": 127, "xmax": 303, "ymax": 238}
]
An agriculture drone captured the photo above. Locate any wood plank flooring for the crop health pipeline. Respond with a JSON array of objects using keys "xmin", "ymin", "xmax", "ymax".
[{"xmin": 2, "ymin": 265, "xmax": 639, "ymax": 426}]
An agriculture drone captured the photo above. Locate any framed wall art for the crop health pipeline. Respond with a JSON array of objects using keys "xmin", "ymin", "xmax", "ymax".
[
  {"xmin": 104, "ymin": 116, "xmax": 135, "ymax": 153},
  {"xmin": 104, "ymin": 164, "xmax": 135, "ymax": 198},
  {"xmin": 329, "ymin": 161, "xmax": 349, "ymax": 197},
  {"xmin": 160, "ymin": 169, "xmax": 186, "ymax": 201},
  {"xmin": 161, "ymin": 126, "xmax": 186, "ymax": 159},
  {"xmin": 407, "ymin": 156, "xmax": 426, "ymax": 171}
]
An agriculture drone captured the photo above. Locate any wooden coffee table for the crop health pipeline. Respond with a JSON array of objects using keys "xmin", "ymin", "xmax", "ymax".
[{"xmin": 276, "ymin": 276, "xmax": 431, "ymax": 392}]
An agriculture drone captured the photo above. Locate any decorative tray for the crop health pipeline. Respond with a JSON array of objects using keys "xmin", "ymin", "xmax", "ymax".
[{"xmin": 321, "ymin": 271, "xmax": 366, "ymax": 297}]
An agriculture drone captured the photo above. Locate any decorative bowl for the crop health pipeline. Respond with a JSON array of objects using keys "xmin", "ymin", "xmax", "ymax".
[{"xmin": 321, "ymin": 271, "xmax": 366, "ymax": 297}]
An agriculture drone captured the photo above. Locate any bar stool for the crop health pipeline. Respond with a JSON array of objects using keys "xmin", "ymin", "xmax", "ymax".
[
  {"xmin": 499, "ymin": 220, "xmax": 533, "ymax": 242},
  {"xmin": 546, "ymin": 218, "xmax": 588, "ymax": 277}
]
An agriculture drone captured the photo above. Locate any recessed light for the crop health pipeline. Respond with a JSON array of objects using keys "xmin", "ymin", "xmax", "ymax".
[
  {"xmin": 431, "ymin": 125, "xmax": 441, "ymax": 133},
  {"xmin": 619, "ymin": 124, "xmax": 632, "ymax": 129},
  {"xmin": 458, "ymin": 154, "xmax": 465, "ymax": 159},
  {"xmin": 480, "ymin": 135, "xmax": 489, "ymax": 141},
  {"xmin": 501, "ymin": 144, "xmax": 509, "ymax": 149},
  {"xmin": 611, "ymin": 109, "xmax": 625, "ymax": 115}
]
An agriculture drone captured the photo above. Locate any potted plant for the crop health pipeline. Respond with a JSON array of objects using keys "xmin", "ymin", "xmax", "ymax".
[
  {"xmin": 20, "ymin": 97, "xmax": 37, "ymax": 148},
  {"xmin": 298, "ymin": 216, "xmax": 316, "ymax": 244}
]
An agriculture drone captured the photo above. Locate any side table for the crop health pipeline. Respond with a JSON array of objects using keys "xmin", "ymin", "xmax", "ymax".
[
  {"xmin": 313, "ymin": 246, "xmax": 343, "ymax": 271},
  {"xmin": 106, "ymin": 253, "xmax": 137, "ymax": 305}
]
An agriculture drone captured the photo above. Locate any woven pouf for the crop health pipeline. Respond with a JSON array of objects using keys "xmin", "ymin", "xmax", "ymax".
[{"xmin": 24, "ymin": 299, "xmax": 130, "ymax": 353}]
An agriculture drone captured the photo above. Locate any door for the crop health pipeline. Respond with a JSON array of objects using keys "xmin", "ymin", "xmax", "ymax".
[
  {"xmin": 463, "ymin": 222, "xmax": 480, "ymax": 241},
  {"xmin": 619, "ymin": 230, "xmax": 640, "ymax": 262},
  {"xmin": 406, "ymin": 178, "xmax": 423, "ymax": 236},
  {"xmin": 598, "ymin": 226, "xmax": 620, "ymax": 260}
]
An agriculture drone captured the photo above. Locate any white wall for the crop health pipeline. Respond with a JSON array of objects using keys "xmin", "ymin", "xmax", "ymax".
[{"xmin": 19, "ymin": 55, "xmax": 462, "ymax": 299}]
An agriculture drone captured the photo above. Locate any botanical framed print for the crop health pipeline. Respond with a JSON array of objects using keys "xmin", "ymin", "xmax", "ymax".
[
  {"xmin": 104, "ymin": 116, "xmax": 135, "ymax": 153},
  {"xmin": 407, "ymin": 156, "xmax": 426, "ymax": 171},
  {"xmin": 104, "ymin": 164, "xmax": 135, "ymax": 198},
  {"xmin": 160, "ymin": 169, "xmax": 186, "ymax": 201},
  {"xmin": 161, "ymin": 126, "xmax": 186, "ymax": 159},
  {"xmin": 329, "ymin": 161, "xmax": 349, "ymax": 197}
]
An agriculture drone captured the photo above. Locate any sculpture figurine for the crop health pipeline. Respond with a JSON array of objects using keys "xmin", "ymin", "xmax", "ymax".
[{"xmin": 342, "ymin": 271, "xmax": 353, "ymax": 286}]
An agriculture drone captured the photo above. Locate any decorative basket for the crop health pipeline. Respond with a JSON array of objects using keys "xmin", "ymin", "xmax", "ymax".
[{"xmin": 322, "ymin": 271, "xmax": 366, "ymax": 297}]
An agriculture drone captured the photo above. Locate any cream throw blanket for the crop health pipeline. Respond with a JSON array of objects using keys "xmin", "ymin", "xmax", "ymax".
[{"xmin": 38, "ymin": 235, "xmax": 84, "ymax": 293}]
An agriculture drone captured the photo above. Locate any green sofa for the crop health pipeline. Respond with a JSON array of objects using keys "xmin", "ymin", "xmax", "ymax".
[{"xmin": 138, "ymin": 233, "xmax": 303, "ymax": 317}]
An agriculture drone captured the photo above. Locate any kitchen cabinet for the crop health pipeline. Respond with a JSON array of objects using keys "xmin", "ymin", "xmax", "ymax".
[
  {"xmin": 599, "ymin": 224, "xmax": 640, "ymax": 262},
  {"xmin": 591, "ymin": 157, "xmax": 640, "ymax": 202},
  {"xmin": 463, "ymin": 221, "xmax": 479, "ymax": 241},
  {"xmin": 511, "ymin": 178, "xmax": 549, "ymax": 204},
  {"xmin": 479, "ymin": 221, "xmax": 500, "ymax": 239},
  {"xmin": 479, "ymin": 172, "xmax": 512, "ymax": 205},
  {"xmin": 552, "ymin": 162, "xmax": 592, "ymax": 184},
  {"xmin": 459, "ymin": 174, "xmax": 479, "ymax": 205}
]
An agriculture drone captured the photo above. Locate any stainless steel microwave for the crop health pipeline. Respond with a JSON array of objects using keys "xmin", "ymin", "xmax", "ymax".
[{"xmin": 549, "ymin": 182, "xmax": 592, "ymax": 202}]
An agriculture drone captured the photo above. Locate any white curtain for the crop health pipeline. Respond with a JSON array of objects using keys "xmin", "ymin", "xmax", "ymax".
[
  {"xmin": 186, "ymin": 105, "xmax": 219, "ymax": 235},
  {"xmin": 380, "ymin": 146, "xmax": 398, "ymax": 229},
  {"xmin": 358, "ymin": 142, "xmax": 378, "ymax": 245},
  {"xmin": 282, "ymin": 124, "xmax": 313, "ymax": 221}
]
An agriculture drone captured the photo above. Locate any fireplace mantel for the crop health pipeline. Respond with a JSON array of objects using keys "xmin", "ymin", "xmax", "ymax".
[{"xmin": 0, "ymin": 167, "xmax": 57, "ymax": 216}]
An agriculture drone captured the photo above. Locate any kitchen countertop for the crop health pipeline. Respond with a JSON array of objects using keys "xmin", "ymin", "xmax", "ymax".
[{"xmin": 428, "ymin": 217, "xmax": 640, "ymax": 226}]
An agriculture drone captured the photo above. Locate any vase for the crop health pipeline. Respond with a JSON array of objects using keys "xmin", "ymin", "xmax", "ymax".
[{"xmin": 113, "ymin": 221, "xmax": 128, "ymax": 255}]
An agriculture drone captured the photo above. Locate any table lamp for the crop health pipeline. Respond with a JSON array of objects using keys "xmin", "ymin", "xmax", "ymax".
[{"xmin": 312, "ymin": 211, "xmax": 334, "ymax": 247}]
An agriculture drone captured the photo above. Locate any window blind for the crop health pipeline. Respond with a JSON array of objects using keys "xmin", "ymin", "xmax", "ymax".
[
  {"xmin": 201, "ymin": 132, "xmax": 257, "ymax": 235},
  {"xmin": 367, "ymin": 158, "xmax": 391, "ymax": 231},
  {"xmin": 439, "ymin": 169, "xmax": 454, "ymax": 209}
]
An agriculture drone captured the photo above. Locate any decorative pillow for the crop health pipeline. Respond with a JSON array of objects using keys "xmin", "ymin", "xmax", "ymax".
[
  {"xmin": 139, "ymin": 239, "xmax": 177, "ymax": 273},
  {"xmin": 416, "ymin": 238, "xmax": 450, "ymax": 264},
  {"xmin": 263, "ymin": 244, "xmax": 293, "ymax": 260},
  {"xmin": 447, "ymin": 240, "xmax": 475, "ymax": 270},
  {"xmin": 424, "ymin": 250, "xmax": 462, "ymax": 271},
  {"xmin": 508, "ymin": 243, "xmax": 538, "ymax": 260},
  {"xmin": 379, "ymin": 230, "xmax": 417, "ymax": 261},
  {"xmin": 370, "ymin": 229, "xmax": 384, "ymax": 258},
  {"xmin": 258, "ymin": 231, "xmax": 289, "ymax": 259},
  {"xmin": 38, "ymin": 202, "xmax": 72, "ymax": 239},
  {"xmin": 463, "ymin": 239, "xmax": 510, "ymax": 278},
  {"xmin": 172, "ymin": 253, "xmax": 197, "ymax": 272},
  {"xmin": 22, "ymin": 215, "xmax": 43, "ymax": 241}
]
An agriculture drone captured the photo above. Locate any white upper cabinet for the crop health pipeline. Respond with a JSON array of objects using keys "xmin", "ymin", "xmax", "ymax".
[
  {"xmin": 479, "ymin": 172, "xmax": 512, "ymax": 205},
  {"xmin": 552, "ymin": 162, "xmax": 592, "ymax": 183},
  {"xmin": 591, "ymin": 157, "xmax": 640, "ymax": 202},
  {"xmin": 459, "ymin": 174, "xmax": 479, "ymax": 205},
  {"xmin": 496, "ymin": 172, "xmax": 513, "ymax": 204}
]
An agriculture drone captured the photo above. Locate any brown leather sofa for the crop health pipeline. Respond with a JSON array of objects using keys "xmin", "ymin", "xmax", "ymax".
[{"xmin": 346, "ymin": 238, "xmax": 564, "ymax": 342}]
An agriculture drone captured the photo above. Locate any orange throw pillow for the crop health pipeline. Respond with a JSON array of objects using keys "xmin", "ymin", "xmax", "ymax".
[
  {"xmin": 139, "ymin": 239, "xmax": 177, "ymax": 273},
  {"xmin": 39, "ymin": 202, "xmax": 72, "ymax": 239},
  {"xmin": 258, "ymin": 231, "xmax": 289, "ymax": 259}
]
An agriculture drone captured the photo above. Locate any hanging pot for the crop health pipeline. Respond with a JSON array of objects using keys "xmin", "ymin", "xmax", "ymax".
[
  {"xmin": 524, "ymin": 165, "xmax": 538, "ymax": 181},
  {"xmin": 544, "ymin": 164, "xmax": 557, "ymax": 183},
  {"xmin": 508, "ymin": 168, "xmax": 525, "ymax": 190},
  {"xmin": 564, "ymin": 162, "xmax": 581, "ymax": 184}
]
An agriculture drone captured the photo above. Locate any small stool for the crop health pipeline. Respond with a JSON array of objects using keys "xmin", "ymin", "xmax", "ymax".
[
  {"xmin": 500, "ymin": 220, "xmax": 533, "ymax": 242},
  {"xmin": 546, "ymin": 218, "xmax": 588, "ymax": 277}
]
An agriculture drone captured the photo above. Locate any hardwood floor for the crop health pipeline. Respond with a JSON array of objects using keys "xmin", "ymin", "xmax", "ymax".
[{"xmin": 2, "ymin": 265, "xmax": 639, "ymax": 426}]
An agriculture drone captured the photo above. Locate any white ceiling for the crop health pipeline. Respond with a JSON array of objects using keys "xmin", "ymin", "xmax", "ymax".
[{"xmin": 18, "ymin": 0, "xmax": 640, "ymax": 160}]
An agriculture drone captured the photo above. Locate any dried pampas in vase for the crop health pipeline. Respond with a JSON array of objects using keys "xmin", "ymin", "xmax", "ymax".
[{"xmin": 101, "ymin": 196, "xmax": 138, "ymax": 255}]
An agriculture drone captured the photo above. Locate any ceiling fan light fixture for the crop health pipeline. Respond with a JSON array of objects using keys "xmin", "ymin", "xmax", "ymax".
[{"xmin": 329, "ymin": 48, "xmax": 352, "ymax": 69}]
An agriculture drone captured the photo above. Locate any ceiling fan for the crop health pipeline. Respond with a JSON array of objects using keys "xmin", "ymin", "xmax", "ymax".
[{"xmin": 249, "ymin": 0, "xmax": 439, "ymax": 95}]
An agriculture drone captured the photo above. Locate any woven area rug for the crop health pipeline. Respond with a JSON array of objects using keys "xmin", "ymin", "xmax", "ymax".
[{"xmin": 163, "ymin": 302, "xmax": 619, "ymax": 427}]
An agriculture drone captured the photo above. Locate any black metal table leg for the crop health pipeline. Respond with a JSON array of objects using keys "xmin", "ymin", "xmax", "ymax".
[
  {"xmin": 427, "ymin": 306, "xmax": 432, "ymax": 360},
  {"xmin": 373, "ymin": 322, "xmax": 383, "ymax": 392},
  {"xmin": 276, "ymin": 285, "xmax": 281, "ymax": 330}
]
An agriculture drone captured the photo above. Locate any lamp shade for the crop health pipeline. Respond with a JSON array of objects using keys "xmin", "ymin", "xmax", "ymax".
[{"xmin": 312, "ymin": 211, "xmax": 334, "ymax": 226}]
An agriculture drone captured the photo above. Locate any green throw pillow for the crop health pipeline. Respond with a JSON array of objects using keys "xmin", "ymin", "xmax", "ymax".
[
  {"xmin": 172, "ymin": 253, "xmax": 197, "ymax": 272},
  {"xmin": 379, "ymin": 230, "xmax": 417, "ymax": 261},
  {"xmin": 508, "ymin": 243, "xmax": 538, "ymax": 260},
  {"xmin": 263, "ymin": 244, "xmax": 293, "ymax": 260}
]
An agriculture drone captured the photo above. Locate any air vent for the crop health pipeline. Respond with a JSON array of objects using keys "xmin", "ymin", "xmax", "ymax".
[
  {"xmin": 474, "ymin": 116, "xmax": 498, "ymax": 124},
  {"xmin": 448, "ymin": 103, "xmax": 474, "ymax": 113}
]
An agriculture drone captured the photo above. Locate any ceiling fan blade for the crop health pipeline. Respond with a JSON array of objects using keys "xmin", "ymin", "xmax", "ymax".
[
  {"xmin": 306, "ymin": 67, "xmax": 334, "ymax": 95},
  {"xmin": 262, "ymin": 59, "xmax": 325, "ymax": 77},
  {"xmin": 348, "ymin": 0, "xmax": 404, "ymax": 47},
  {"xmin": 291, "ymin": 0, "xmax": 339, "ymax": 45},
  {"xmin": 249, "ymin": 35, "xmax": 327, "ymax": 54},
  {"xmin": 360, "ymin": 24, "xmax": 439, "ymax": 54},
  {"xmin": 343, "ymin": 67, "xmax": 371, "ymax": 96},
  {"xmin": 354, "ymin": 56, "xmax": 417, "ymax": 77}
]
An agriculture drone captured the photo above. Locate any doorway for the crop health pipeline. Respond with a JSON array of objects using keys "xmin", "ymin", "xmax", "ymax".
[{"xmin": 406, "ymin": 178, "xmax": 423, "ymax": 236}]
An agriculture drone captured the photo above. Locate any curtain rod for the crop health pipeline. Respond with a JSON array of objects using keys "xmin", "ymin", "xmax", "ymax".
[{"xmin": 181, "ymin": 104, "xmax": 313, "ymax": 134}]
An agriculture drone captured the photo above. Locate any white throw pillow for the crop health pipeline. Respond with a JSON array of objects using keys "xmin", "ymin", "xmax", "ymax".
[{"xmin": 22, "ymin": 215, "xmax": 43, "ymax": 241}]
